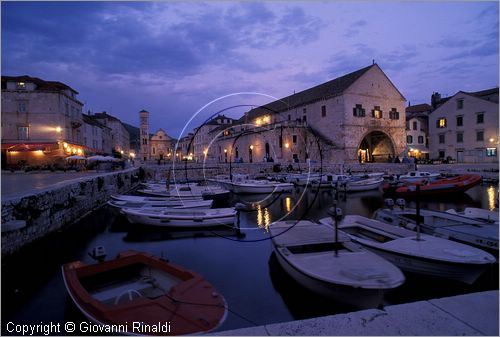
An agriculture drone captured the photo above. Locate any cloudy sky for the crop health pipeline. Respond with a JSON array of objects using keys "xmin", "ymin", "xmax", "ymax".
[{"xmin": 2, "ymin": 1, "xmax": 498, "ymax": 138}]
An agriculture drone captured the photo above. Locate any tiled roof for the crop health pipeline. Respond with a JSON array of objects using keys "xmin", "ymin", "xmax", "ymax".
[
  {"xmin": 93, "ymin": 112, "xmax": 122, "ymax": 123},
  {"xmin": 1, "ymin": 75, "xmax": 78, "ymax": 94},
  {"xmin": 246, "ymin": 64, "xmax": 377, "ymax": 119},
  {"xmin": 468, "ymin": 87, "xmax": 498, "ymax": 98},
  {"xmin": 405, "ymin": 103, "xmax": 431, "ymax": 114}
]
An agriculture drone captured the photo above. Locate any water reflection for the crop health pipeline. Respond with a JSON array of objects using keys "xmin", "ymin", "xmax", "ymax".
[
  {"xmin": 256, "ymin": 205, "xmax": 272, "ymax": 231},
  {"xmin": 488, "ymin": 186, "xmax": 496, "ymax": 210}
]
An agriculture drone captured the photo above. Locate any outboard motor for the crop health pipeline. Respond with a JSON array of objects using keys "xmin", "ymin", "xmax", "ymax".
[
  {"xmin": 395, "ymin": 198, "xmax": 406, "ymax": 210},
  {"xmin": 384, "ymin": 198, "xmax": 395, "ymax": 210},
  {"xmin": 88, "ymin": 246, "xmax": 107, "ymax": 262}
]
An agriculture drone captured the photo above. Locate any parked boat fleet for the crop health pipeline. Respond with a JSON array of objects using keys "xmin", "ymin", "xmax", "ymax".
[{"xmin": 62, "ymin": 170, "xmax": 497, "ymax": 335}]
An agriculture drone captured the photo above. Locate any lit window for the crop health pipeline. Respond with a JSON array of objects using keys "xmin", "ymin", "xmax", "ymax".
[
  {"xmin": 16, "ymin": 82, "xmax": 26, "ymax": 89},
  {"xmin": 486, "ymin": 148, "xmax": 497, "ymax": 157},
  {"xmin": 437, "ymin": 118, "xmax": 446, "ymax": 128},
  {"xmin": 372, "ymin": 106, "xmax": 382, "ymax": 119}
]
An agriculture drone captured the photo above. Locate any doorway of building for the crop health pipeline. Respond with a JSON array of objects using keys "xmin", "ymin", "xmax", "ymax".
[
  {"xmin": 456, "ymin": 150, "xmax": 464, "ymax": 163},
  {"xmin": 249, "ymin": 146, "xmax": 253, "ymax": 163},
  {"xmin": 358, "ymin": 131, "xmax": 395, "ymax": 163},
  {"xmin": 265, "ymin": 142, "xmax": 270, "ymax": 161}
]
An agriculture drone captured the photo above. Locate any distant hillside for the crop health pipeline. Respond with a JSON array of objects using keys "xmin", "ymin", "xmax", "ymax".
[{"xmin": 123, "ymin": 122, "xmax": 140, "ymax": 152}]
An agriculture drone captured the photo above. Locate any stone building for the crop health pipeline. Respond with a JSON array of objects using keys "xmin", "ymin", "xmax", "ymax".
[
  {"xmin": 1, "ymin": 75, "xmax": 85, "ymax": 167},
  {"xmin": 150, "ymin": 128, "xmax": 173, "ymax": 161},
  {"xmin": 192, "ymin": 115, "xmax": 235, "ymax": 162},
  {"xmin": 405, "ymin": 103, "xmax": 432, "ymax": 160},
  {"xmin": 428, "ymin": 88, "xmax": 499, "ymax": 163},
  {"xmin": 207, "ymin": 64, "xmax": 406, "ymax": 164},
  {"xmin": 92, "ymin": 111, "xmax": 130, "ymax": 156},
  {"xmin": 82, "ymin": 114, "xmax": 112, "ymax": 154}
]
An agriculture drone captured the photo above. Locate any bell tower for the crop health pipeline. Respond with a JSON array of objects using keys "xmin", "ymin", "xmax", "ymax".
[{"xmin": 139, "ymin": 109, "xmax": 150, "ymax": 161}]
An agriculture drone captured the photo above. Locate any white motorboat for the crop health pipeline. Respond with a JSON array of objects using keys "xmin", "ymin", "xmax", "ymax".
[
  {"xmin": 122, "ymin": 207, "xmax": 236, "ymax": 227},
  {"xmin": 137, "ymin": 183, "xmax": 229, "ymax": 201},
  {"xmin": 373, "ymin": 207, "xmax": 499, "ymax": 253},
  {"xmin": 398, "ymin": 171, "xmax": 440, "ymax": 182},
  {"xmin": 335, "ymin": 177, "xmax": 384, "ymax": 192},
  {"xmin": 269, "ymin": 220, "xmax": 405, "ymax": 309},
  {"xmin": 107, "ymin": 198, "xmax": 213, "ymax": 210},
  {"xmin": 446, "ymin": 207, "xmax": 499, "ymax": 224},
  {"xmin": 230, "ymin": 180, "xmax": 294, "ymax": 194},
  {"xmin": 285, "ymin": 173, "xmax": 321, "ymax": 186},
  {"xmin": 111, "ymin": 194, "xmax": 203, "ymax": 203},
  {"xmin": 319, "ymin": 215, "xmax": 496, "ymax": 284},
  {"xmin": 310, "ymin": 174, "xmax": 349, "ymax": 188}
]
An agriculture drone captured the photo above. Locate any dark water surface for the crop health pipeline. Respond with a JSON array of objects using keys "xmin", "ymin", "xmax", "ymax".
[{"xmin": 2, "ymin": 183, "xmax": 498, "ymax": 334}]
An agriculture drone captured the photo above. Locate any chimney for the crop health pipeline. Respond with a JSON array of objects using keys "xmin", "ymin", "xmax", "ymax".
[{"xmin": 431, "ymin": 92, "xmax": 442, "ymax": 109}]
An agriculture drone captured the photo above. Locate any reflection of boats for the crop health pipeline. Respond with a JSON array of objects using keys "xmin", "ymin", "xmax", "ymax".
[
  {"xmin": 320, "ymin": 215, "xmax": 495, "ymax": 284},
  {"xmin": 384, "ymin": 174, "xmax": 482, "ymax": 197},
  {"xmin": 124, "ymin": 227, "xmax": 245, "ymax": 242},
  {"xmin": 108, "ymin": 199, "xmax": 213, "ymax": 210},
  {"xmin": 269, "ymin": 220, "xmax": 405, "ymax": 309},
  {"xmin": 335, "ymin": 177, "xmax": 384, "ymax": 192},
  {"xmin": 62, "ymin": 250, "xmax": 227, "ymax": 335},
  {"xmin": 446, "ymin": 207, "xmax": 499, "ymax": 224},
  {"xmin": 122, "ymin": 208, "xmax": 236, "ymax": 227},
  {"xmin": 398, "ymin": 171, "xmax": 440, "ymax": 182},
  {"xmin": 374, "ymin": 207, "xmax": 499, "ymax": 253}
]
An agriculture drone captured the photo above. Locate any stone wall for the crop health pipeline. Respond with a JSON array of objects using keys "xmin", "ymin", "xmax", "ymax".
[{"xmin": 1, "ymin": 168, "xmax": 139, "ymax": 257}]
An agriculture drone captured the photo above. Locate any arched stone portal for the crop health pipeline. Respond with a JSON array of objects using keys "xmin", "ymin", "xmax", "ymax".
[{"xmin": 357, "ymin": 131, "xmax": 395, "ymax": 163}]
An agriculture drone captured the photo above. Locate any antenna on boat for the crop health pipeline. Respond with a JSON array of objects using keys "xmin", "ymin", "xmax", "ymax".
[
  {"xmin": 415, "ymin": 184, "xmax": 422, "ymax": 241},
  {"xmin": 328, "ymin": 203, "xmax": 343, "ymax": 257}
]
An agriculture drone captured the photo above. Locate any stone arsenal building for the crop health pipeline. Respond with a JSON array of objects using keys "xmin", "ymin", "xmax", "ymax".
[{"xmin": 207, "ymin": 64, "xmax": 406, "ymax": 164}]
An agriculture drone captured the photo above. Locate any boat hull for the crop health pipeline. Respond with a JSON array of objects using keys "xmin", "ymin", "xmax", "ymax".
[
  {"xmin": 273, "ymin": 247, "xmax": 386, "ymax": 309},
  {"xmin": 124, "ymin": 209, "xmax": 236, "ymax": 227}
]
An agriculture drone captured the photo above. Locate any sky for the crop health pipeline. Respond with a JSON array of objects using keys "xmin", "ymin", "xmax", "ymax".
[{"xmin": 2, "ymin": 1, "xmax": 498, "ymax": 139}]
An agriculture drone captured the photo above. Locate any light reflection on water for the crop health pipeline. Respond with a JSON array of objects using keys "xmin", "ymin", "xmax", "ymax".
[{"xmin": 487, "ymin": 186, "xmax": 496, "ymax": 210}]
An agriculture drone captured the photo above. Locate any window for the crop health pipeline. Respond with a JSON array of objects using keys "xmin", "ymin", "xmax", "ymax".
[
  {"xmin": 436, "ymin": 118, "xmax": 446, "ymax": 128},
  {"xmin": 152, "ymin": 147, "xmax": 155, "ymax": 154},
  {"xmin": 18, "ymin": 126, "xmax": 29, "ymax": 140},
  {"xmin": 413, "ymin": 121, "xmax": 417, "ymax": 130},
  {"xmin": 288, "ymin": 114, "xmax": 291, "ymax": 121},
  {"xmin": 456, "ymin": 132, "xmax": 463, "ymax": 143},
  {"xmin": 321, "ymin": 105, "xmax": 326, "ymax": 117},
  {"xmin": 303, "ymin": 108, "xmax": 307, "ymax": 114},
  {"xmin": 279, "ymin": 137, "xmax": 282, "ymax": 148},
  {"xmin": 487, "ymin": 148, "xmax": 497, "ymax": 157},
  {"xmin": 372, "ymin": 106, "xmax": 382, "ymax": 119},
  {"xmin": 65, "ymin": 103, "xmax": 69, "ymax": 115},
  {"xmin": 407, "ymin": 135, "xmax": 413, "ymax": 144},
  {"xmin": 476, "ymin": 113, "xmax": 484, "ymax": 124},
  {"xmin": 418, "ymin": 136, "xmax": 424, "ymax": 144},
  {"xmin": 16, "ymin": 82, "xmax": 26, "ymax": 89},
  {"xmin": 476, "ymin": 131, "xmax": 484, "ymax": 141},
  {"xmin": 405, "ymin": 121, "xmax": 409, "ymax": 130},
  {"xmin": 18, "ymin": 101, "xmax": 27, "ymax": 112},
  {"xmin": 439, "ymin": 150, "xmax": 445, "ymax": 158},
  {"xmin": 353, "ymin": 104, "xmax": 365, "ymax": 117},
  {"xmin": 303, "ymin": 115, "xmax": 307, "ymax": 122},
  {"xmin": 457, "ymin": 99, "xmax": 464, "ymax": 109},
  {"xmin": 439, "ymin": 134, "xmax": 445, "ymax": 144},
  {"xmin": 456, "ymin": 116, "xmax": 463, "ymax": 127},
  {"xmin": 293, "ymin": 135, "xmax": 297, "ymax": 144},
  {"xmin": 389, "ymin": 108, "xmax": 399, "ymax": 120}
]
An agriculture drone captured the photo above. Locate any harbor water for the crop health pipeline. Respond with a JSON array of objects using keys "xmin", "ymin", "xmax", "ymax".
[{"xmin": 2, "ymin": 182, "xmax": 498, "ymax": 334}]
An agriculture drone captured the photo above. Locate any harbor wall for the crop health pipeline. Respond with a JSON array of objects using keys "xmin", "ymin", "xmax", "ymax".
[{"xmin": 1, "ymin": 168, "xmax": 139, "ymax": 257}]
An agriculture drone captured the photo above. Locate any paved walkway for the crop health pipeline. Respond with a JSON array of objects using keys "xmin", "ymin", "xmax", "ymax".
[
  {"xmin": 210, "ymin": 291, "xmax": 498, "ymax": 336},
  {"xmin": 1, "ymin": 169, "xmax": 135, "ymax": 201}
]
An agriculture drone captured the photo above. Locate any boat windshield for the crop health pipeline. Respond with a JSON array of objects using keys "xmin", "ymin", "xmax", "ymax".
[{"xmin": 342, "ymin": 227, "xmax": 395, "ymax": 243}]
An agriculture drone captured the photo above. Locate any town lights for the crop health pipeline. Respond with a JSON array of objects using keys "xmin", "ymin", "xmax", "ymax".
[
  {"xmin": 285, "ymin": 143, "xmax": 290, "ymax": 149},
  {"xmin": 490, "ymin": 138, "xmax": 495, "ymax": 143},
  {"xmin": 130, "ymin": 152, "xmax": 135, "ymax": 158},
  {"xmin": 224, "ymin": 149, "xmax": 227, "ymax": 153},
  {"xmin": 63, "ymin": 142, "xmax": 68, "ymax": 148},
  {"xmin": 250, "ymin": 145, "xmax": 254, "ymax": 150},
  {"xmin": 56, "ymin": 126, "xmax": 62, "ymax": 133}
]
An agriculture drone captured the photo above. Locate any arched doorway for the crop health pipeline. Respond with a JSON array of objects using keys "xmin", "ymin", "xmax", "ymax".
[{"xmin": 357, "ymin": 131, "xmax": 395, "ymax": 163}]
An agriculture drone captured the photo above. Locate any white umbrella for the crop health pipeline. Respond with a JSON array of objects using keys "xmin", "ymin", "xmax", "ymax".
[{"xmin": 65, "ymin": 155, "xmax": 87, "ymax": 160}]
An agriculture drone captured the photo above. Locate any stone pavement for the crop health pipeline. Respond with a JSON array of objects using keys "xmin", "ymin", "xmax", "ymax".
[
  {"xmin": 1, "ymin": 170, "xmax": 127, "ymax": 200},
  {"xmin": 210, "ymin": 290, "xmax": 499, "ymax": 336}
]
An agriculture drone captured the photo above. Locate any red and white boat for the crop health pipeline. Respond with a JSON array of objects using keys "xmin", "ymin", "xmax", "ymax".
[
  {"xmin": 62, "ymin": 250, "xmax": 227, "ymax": 335},
  {"xmin": 384, "ymin": 174, "xmax": 482, "ymax": 197}
]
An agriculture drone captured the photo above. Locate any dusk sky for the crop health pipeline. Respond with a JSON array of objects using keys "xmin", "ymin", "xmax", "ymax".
[{"xmin": 2, "ymin": 1, "xmax": 498, "ymax": 139}]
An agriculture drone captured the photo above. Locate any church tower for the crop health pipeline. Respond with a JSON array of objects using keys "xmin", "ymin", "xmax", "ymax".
[{"xmin": 139, "ymin": 109, "xmax": 150, "ymax": 161}]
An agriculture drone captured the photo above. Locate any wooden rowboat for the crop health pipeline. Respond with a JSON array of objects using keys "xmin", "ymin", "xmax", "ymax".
[{"xmin": 62, "ymin": 250, "xmax": 227, "ymax": 335}]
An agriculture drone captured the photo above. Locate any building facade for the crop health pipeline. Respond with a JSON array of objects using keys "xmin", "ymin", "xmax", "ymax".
[
  {"xmin": 150, "ymin": 128, "xmax": 173, "ymax": 161},
  {"xmin": 192, "ymin": 115, "xmax": 235, "ymax": 162},
  {"xmin": 1, "ymin": 75, "xmax": 86, "ymax": 167},
  {"xmin": 206, "ymin": 64, "xmax": 407, "ymax": 164},
  {"xmin": 428, "ymin": 88, "xmax": 499, "ymax": 163},
  {"xmin": 92, "ymin": 112, "xmax": 130, "ymax": 156},
  {"xmin": 82, "ymin": 114, "xmax": 113, "ymax": 155},
  {"xmin": 405, "ymin": 103, "xmax": 432, "ymax": 160}
]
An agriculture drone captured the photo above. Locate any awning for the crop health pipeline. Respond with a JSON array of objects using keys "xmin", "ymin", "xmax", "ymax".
[{"xmin": 2, "ymin": 142, "xmax": 58, "ymax": 152}]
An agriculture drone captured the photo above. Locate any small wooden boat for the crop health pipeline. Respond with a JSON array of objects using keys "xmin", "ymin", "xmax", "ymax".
[
  {"xmin": 398, "ymin": 171, "xmax": 440, "ymax": 182},
  {"xmin": 122, "ymin": 207, "xmax": 236, "ymax": 227},
  {"xmin": 335, "ymin": 177, "xmax": 384, "ymax": 192},
  {"xmin": 107, "ymin": 199, "xmax": 213, "ymax": 210},
  {"xmin": 373, "ymin": 207, "xmax": 499, "ymax": 254},
  {"xmin": 269, "ymin": 220, "xmax": 405, "ymax": 309},
  {"xmin": 320, "ymin": 215, "xmax": 496, "ymax": 284},
  {"xmin": 446, "ymin": 207, "xmax": 499, "ymax": 224},
  {"xmin": 62, "ymin": 250, "xmax": 227, "ymax": 335},
  {"xmin": 388, "ymin": 174, "xmax": 482, "ymax": 197}
]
